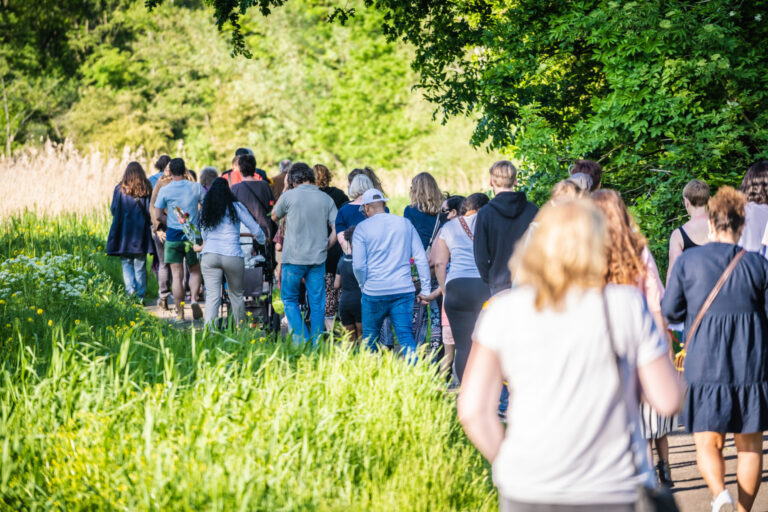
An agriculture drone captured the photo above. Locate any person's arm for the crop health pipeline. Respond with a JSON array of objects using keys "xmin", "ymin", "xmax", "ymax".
[
  {"xmin": 327, "ymin": 226, "xmax": 337, "ymax": 250},
  {"xmin": 638, "ymin": 355, "xmax": 683, "ymax": 417},
  {"xmin": 424, "ymin": 238, "xmax": 449, "ymax": 303},
  {"xmin": 410, "ymin": 225, "xmax": 431, "ymax": 297},
  {"xmin": 327, "ymin": 203, "xmax": 338, "ymax": 249},
  {"xmin": 457, "ymin": 343, "xmax": 506, "ymax": 462},
  {"xmin": 473, "ymin": 212, "xmax": 490, "ymax": 284},
  {"xmin": 271, "ymin": 193, "xmax": 288, "ymax": 223},
  {"xmin": 333, "ymin": 274, "xmax": 342, "ymax": 290},
  {"xmin": 235, "ymin": 203, "xmax": 266, "ymax": 246},
  {"xmin": 352, "ymin": 228, "xmax": 367, "ymax": 289},
  {"xmin": 661, "ymin": 257, "xmax": 687, "ymax": 325},
  {"xmin": 667, "ymin": 228, "xmax": 683, "ymax": 283}
]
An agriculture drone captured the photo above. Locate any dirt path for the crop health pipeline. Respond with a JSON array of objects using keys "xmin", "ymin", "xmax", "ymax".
[
  {"xmin": 668, "ymin": 430, "xmax": 768, "ymax": 511},
  {"xmin": 142, "ymin": 300, "xmax": 768, "ymax": 510}
]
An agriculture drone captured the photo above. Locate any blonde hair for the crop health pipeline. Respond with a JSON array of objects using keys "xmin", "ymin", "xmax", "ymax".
[
  {"xmin": 511, "ymin": 200, "xmax": 607, "ymax": 310},
  {"xmin": 709, "ymin": 186, "xmax": 746, "ymax": 236},
  {"xmin": 549, "ymin": 180, "xmax": 582, "ymax": 205},
  {"xmin": 489, "ymin": 160, "xmax": 518, "ymax": 189},
  {"xmin": 591, "ymin": 189, "xmax": 647, "ymax": 286},
  {"xmin": 409, "ymin": 172, "xmax": 443, "ymax": 216}
]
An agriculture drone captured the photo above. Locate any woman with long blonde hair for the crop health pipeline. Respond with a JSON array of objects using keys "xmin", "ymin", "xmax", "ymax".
[
  {"xmin": 460, "ymin": 199, "xmax": 681, "ymax": 510},
  {"xmin": 405, "ymin": 172, "xmax": 444, "ymax": 351},
  {"xmin": 592, "ymin": 189, "xmax": 674, "ymax": 487},
  {"xmin": 106, "ymin": 162, "xmax": 156, "ymax": 302}
]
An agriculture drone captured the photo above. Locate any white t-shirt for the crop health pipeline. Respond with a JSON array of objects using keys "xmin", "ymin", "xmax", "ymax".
[
  {"xmin": 739, "ymin": 202, "xmax": 768, "ymax": 252},
  {"xmin": 438, "ymin": 214, "xmax": 481, "ymax": 283},
  {"xmin": 473, "ymin": 284, "xmax": 667, "ymax": 505}
]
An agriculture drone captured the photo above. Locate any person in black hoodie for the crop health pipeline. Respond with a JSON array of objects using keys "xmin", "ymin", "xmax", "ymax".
[{"xmin": 473, "ymin": 160, "xmax": 538, "ymax": 296}]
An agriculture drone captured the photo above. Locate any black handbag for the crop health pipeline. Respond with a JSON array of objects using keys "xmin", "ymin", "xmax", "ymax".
[{"xmin": 602, "ymin": 291, "xmax": 679, "ymax": 512}]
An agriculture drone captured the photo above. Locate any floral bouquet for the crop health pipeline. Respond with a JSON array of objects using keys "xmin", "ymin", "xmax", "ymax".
[{"xmin": 174, "ymin": 206, "xmax": 201, "ymax": 251}]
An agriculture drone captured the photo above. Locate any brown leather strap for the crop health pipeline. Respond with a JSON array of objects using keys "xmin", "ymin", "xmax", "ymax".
[
  {"xmin": 458, "ymin": 216, "xmax": 474, "ymax": 241},
  {"xmin": 685, "ymin": 249, "xmax": 746, "ymax": 350}
]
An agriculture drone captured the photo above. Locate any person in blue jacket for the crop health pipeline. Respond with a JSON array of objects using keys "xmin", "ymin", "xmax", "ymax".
[{"xmin": 107, "ymin": 162, "xmax": 156, "ymax": 302}]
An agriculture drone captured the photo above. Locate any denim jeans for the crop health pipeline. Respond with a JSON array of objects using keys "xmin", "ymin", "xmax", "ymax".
[
  {"xmin": 281, "ymin": 263, "xmax": 326, "ymax": 343},
  {"xmin": 120, "ymin": 255, "xmax": 147, "ymax": 298},
  {"xmin": 361, "ymin": 292, "xmax": 417, "ymax": 356}
]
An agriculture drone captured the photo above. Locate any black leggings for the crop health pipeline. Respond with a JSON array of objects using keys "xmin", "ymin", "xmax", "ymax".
[{"xmin": 444, "ymin": 278, "xmax": 490, "ymax": 382}]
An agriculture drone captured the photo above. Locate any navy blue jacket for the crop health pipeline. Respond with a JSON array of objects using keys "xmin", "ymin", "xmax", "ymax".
[{"xmin": 106, "ymin": 185, "xmax": 156, "ymax": 257}]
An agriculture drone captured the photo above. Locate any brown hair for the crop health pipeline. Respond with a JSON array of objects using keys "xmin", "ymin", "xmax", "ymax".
[
  {"xmin": 120, "ymin": 161, "xmax": 152, "ymax": 198},
  {"xmin": 313, "ymin": 164, "xmax": 332, "ymax": 188},
  {"xmin": 409, "ymin": 172, "xmax": 443, "ymax": 216},
  {"xmin": 511, "ymin": 200, "xmax": 607, "ymax": 310},
  {"xmin": 570, "ymin": 159, "xmax": 603, "ymax": 191},
  {"xmin": 489, "ymin": 160, "xmax": 517, "ymax": 189},
  {"xmin": 591, "ymin": 189, "xmax": 647, "ymax": 286},
  {"xmin": 709, "ymin": 186, "xmax": 746, "ymax": 236},
  {"xmin": 348, "ymin": 166, "xmax": 384, "ymax": 194},
  {"xmin": 549, "ymin": 180, "xmax": 582, "ymax": 205},
  {"xmin": 739, "ymin": 161, "xmax": 768, "ymax": 205},
  {"xmin": 682, "ymin": 179, "xmax": 710, "ymax": 207}
]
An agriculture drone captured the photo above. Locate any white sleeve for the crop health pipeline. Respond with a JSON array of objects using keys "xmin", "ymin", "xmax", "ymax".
[
  {"xmin": 472, "ymin": 294, "xmax": 508, "ymax": 353},
  {"xmin": 619, "ymin": 288, "xmax": 668, "ymax": 367}
]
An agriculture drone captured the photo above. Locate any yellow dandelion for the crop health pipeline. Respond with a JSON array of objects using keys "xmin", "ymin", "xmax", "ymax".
[
  {"xmin": 47, "ymin": 320, "xmax": 53, "ymax": 327},
  {"xmin": 250, "ymin": 339, "xmax": 256, "ymax": 344},
  {"xmin": 0, "ymin": 299, "xmax": 5, "ymax": 305},
  {"xmin": 37, "ymin": 308, "xmax": 43, "ymax": 315},
  {"xmin": 130, "ymin": 321, "xmax": 136, "ymax": 327},
  {"xmin": 27, "ymin": 317, "xmax": 33, "ymax": 322},
  {"xmin": 75, "ymin": 319, "xmax": 80, "ymax": 325}
]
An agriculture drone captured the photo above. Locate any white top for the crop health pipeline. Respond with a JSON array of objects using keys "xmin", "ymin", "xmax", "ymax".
[
  {"xmin": 739, "ymin": 202, "xmax": 768, "ymax": 253},
  {"xmin": 200, "ymin": 202, "xmax": 265, "ymax": 258},
  {"xmin": 473, "ymin": 285, "xmax": 667, "ymax": 505},
  {"xmin": 438, "ymin": 214, "xmax": 481, "ymax": 283}
]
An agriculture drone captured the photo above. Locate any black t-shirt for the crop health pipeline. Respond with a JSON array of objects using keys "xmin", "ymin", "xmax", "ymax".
[
  {"xmin": 231, "ymin": 180, "xmax": 276, "ymax": 238},
  {"xmin": 336, "ymin": 255, "xmax": 361, "ymax": 302}
]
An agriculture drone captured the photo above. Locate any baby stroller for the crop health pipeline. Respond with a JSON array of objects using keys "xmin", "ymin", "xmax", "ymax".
[{"xmin": 217, "ymin": 231, "xmax": 281, "ymax": 332}]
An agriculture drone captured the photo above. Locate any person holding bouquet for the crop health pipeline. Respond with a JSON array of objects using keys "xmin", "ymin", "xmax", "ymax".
[
  {"xmin": 153, "ymin": 158, "xmax": 205, "ymax": 320},
  {"xmin": 107, "ymin": 162, "xmax": 156, "ymax": 303}
]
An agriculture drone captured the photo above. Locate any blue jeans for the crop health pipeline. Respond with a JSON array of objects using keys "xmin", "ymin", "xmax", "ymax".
[
  {"xmin": 281, "ymin": 263, "xmax": 326, "ymax": 343},
  {"xmin": 362, "ymin": 292, "xmax": 417, "ymax": 356},
  {"xmin": 120, "ymin": 255, "xmax": 147, "ymax": 299}
]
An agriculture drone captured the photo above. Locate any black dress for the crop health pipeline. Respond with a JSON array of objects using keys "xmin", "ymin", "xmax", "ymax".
[{"xmin": 662, "ymin": 242, "xmax": 768, "ymax": 433}]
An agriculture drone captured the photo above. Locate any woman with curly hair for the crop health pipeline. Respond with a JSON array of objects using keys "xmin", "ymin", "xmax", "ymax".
[
  {"xmin": 314, "ymin": 164, "xmax": 349, "ymax": 331},
  {"xmin": 663, "ymin": 186, "xmax": 768, "ymax": 512},
  {"xmin": 107, "ymin": 162, "xmax": 156, "ymax": 302},
  {"xmin": 592, "ymin": 189, "xmax": 674, "ymax": 487},
  {"xmin": 193, "ymin": 178, "xmax": 266, "ymax": 328}
]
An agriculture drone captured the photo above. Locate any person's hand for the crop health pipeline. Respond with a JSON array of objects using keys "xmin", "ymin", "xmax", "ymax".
[
  {"xmin": 157, "ymin": 230, "xmax": 167, "ymax": 243},
  {"xmin": 192, "ymin": 244, "xmax": 203, "ymax": 253},
  {"xmin": 418, "ymin": 294, "xmax": 432, "ymax": 305}
]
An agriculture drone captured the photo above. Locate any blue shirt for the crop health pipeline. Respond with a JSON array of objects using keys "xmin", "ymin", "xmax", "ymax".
[
  {"xmin": 352, "ymin": 213, "xmax": 430, "ymax": 296},
  {"xmin": 404, "ymin": 205, "xmax": 441, "ymax": 250},
  {"xmin": 148, "ymin": 172, "xmax": 164, "ymax": 188},
  {"xmin": 335, "ymin": 202, "xmax": 389, "ymax": 236},
  {"xmin": 154, "ymin": 180, "xmax": 204, "ymax": 238},
  {"xmin": 201, "ymin": 202, "xmax": 266, "ymax": 257}
]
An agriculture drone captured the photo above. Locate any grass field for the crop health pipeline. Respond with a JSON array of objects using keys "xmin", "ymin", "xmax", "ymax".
[{"xmin": 0, "ymin": 212, "xmax": 496, "ymax": 510}]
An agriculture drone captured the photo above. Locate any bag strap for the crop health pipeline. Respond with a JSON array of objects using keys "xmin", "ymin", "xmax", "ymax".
[
  {"xmin": 684, "ymin": 249, "xmax": 745, "ymax": 350},
  {"xmin": 601, "ymin": 290, "xmax": 643, "ymax": 477},
  {"xmin": 425, "ymin": 214, "xmax": 441, "ymax": 252},
  {"xmin": 458, "ymin": 216, "xmax": 474, "ymax": 241},
  {"xmin": 242, "ymin": 181, "xmax": 270, "ymax": 213}
]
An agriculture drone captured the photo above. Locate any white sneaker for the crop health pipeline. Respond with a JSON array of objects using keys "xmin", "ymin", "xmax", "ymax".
[{"xmin": 712, "ymin": 490, "xmax": 735, "ymax": 512}]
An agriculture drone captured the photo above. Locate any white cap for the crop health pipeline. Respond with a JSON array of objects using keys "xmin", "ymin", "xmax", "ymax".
[{"xmin": 360, "ymin": 188, "xmax": 389, "ymax": 206}]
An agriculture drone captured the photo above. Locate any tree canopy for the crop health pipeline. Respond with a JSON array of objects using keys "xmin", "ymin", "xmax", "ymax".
[{"xmin": 151, "ymin": 0, "xmax": 768, "ymax": 267}]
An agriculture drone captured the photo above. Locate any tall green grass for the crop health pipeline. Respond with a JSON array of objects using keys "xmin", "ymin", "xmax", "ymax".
[{"xmin": 0, "ymin": 212, "xmax": 495, "ymax": 510}]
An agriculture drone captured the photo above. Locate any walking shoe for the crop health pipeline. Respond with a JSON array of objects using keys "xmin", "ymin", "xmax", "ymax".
[
  {"xmin": 656, "ymin": 459, "xmax": 674, "ymax": 488},
  {"xmin": 711, "ymin": 490, "xmax": 735, "ymax": 512},
  {"xmin": 190, "ymin": 302, "xmax": 203, "ymax": 320},
  {"xmin": 158, "ymin": 297, "xmax": 169, "ymax": 311}
]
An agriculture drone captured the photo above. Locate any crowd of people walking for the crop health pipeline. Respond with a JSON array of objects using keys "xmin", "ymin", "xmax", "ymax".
[{"xmin": 106, "ymin": 152, "xmax": 768, "ymax": 512}]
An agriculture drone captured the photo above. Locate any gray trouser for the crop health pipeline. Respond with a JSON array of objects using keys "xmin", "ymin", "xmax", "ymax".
[
  {"xmin": 201, "ymin": 253, "xmax": 245, "ymax": 328},
  {"xmin": 152, "ymin": 232, "xmax": 171, "ymax": 300},
  {"xmin": 500, "ymin": 499, "xmax": 633, "ymax": 512}
]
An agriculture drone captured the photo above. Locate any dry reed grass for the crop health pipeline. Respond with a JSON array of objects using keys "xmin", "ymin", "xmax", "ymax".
[{"xmin": 0, "ymin": 140, "xmax": 491, "ymax": 219}]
